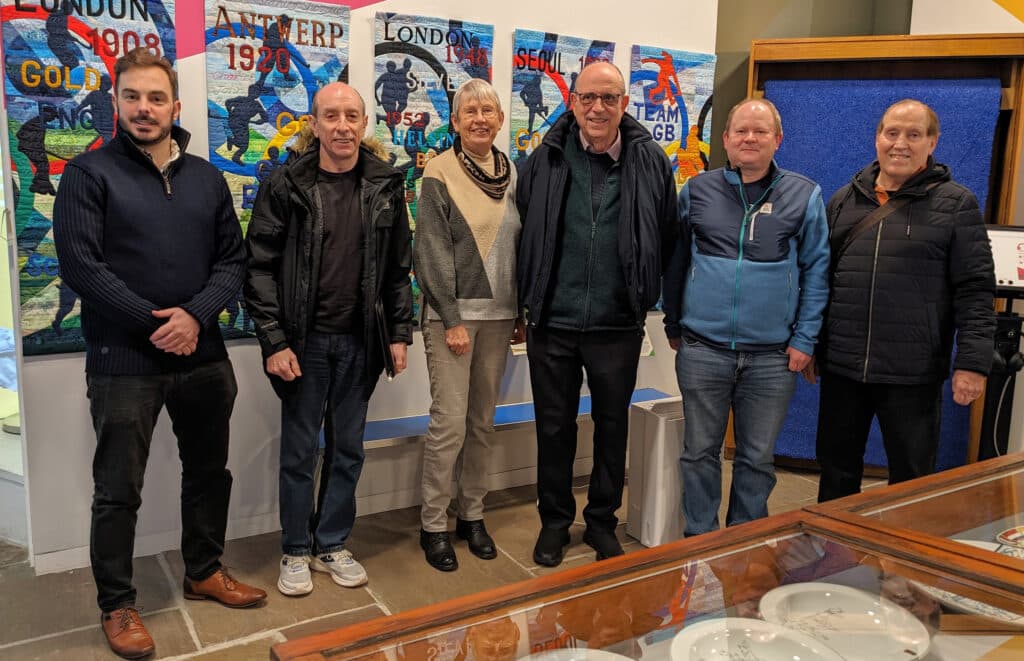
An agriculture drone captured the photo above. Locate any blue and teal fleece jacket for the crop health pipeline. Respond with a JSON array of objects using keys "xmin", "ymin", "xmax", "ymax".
[{"xmin": 662, "ymin": 163, "xmax": 829, "ymax": 355}]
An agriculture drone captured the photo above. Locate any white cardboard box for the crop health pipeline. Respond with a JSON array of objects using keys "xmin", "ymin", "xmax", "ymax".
[{"xmin": 626, "ymin": 396, "xmax": 684, "ymax": 547}]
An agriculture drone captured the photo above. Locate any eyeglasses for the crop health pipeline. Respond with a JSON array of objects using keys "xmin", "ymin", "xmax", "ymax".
[
  {"xmin": 573, "ymin": 92, "xmax": 622, "ymax": 108},
  {"xmin": 460, "ymin": 106, "xmax": 499, "ymax": 119}
]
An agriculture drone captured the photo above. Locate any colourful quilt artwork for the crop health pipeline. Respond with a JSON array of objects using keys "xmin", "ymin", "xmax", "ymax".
[
  {"xmin": 509, "ymin": 29, "xmax": 614, "ymax": 165},
  {"xmin": 629, "ymin": 44, "xmax": 715, "ymax": 190},
  {"xmin": 373, "ymin": 12, "xmax": 493, "ymax": 218},
  {"xmin": 373, "ymin": 13, "xmax": 493, "ymax": 323},
  {"xmin": 2, "ymin": 0, "xmax": 176, "ymax": 355},
  {"xmin": 205, "ymin": 0, "xmax": 349, "ymax": 337}
]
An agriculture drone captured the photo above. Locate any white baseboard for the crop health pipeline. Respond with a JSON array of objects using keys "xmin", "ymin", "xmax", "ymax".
[{"xmin": 34, "ymin": 511, "xmax": 283, "ymax": 576}]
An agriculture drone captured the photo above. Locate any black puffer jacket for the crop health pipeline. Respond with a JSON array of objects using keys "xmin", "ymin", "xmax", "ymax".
[
  {"xmin": 244, "ymin": 144, "xmax": 413, "ymax": 397},
  {"xmin": 821, "ymin": 158, "xmax": 995, "ymax": 384}
]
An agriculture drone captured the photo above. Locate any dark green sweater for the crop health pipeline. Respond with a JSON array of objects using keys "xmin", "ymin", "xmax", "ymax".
[{"xmin": 545, "ymin": 135, "xmax": 634, "ymax": 330}]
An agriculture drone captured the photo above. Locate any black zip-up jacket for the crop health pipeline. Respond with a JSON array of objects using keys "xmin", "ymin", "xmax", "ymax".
[
  {"xmin": 515, "ymin": 113, "xmax": 677, "ymax": 327},
  {"xmin": 53, "ymin": 126, "xmax": 245, "ymax": 375},
  {"xmin": 822, "ymin": 158, "xmax": 995, "ymax": 384},
  {"xmin": 244, "ymin": 143, "xmax": 413, "ymax": 397}
]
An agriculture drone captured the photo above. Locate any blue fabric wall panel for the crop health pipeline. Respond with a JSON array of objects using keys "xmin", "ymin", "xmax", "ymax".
[{"xmin": 764, "ymin": 78, "xmax": 1002, "ymax": 208}]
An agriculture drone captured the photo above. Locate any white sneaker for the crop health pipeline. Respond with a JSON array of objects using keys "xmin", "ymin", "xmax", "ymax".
[
  {"xmin": 277, "ymin": 554, "xmax": 313, "ymax": 596},
  {"xmin": 310, "ymin": 550, "xmax": 368, "ymax": 587}
]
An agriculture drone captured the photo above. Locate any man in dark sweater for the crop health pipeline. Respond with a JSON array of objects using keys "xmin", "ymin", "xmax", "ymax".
[
  {"xmin": 516, "ymin": 62, "xmax": 677, "ymax": 566},
  {"xmin": 53, "ymin": 48, "xmax": 265, "ymax": 660}
]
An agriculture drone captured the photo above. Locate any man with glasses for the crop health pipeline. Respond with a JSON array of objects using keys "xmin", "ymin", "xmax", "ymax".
[
  {"xmin": 516, "ymin": 62, "xmax": 677, "ymax": 566},
  {"xmin": 662, "ymin": 98, "xmax": 829, "ymax": 536}
]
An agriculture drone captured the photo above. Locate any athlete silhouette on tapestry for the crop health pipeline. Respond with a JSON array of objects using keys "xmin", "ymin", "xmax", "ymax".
[
  {"xmin": 256, "ymin": 14, "xmax": 307, "ymax": 89},
  {"xmin": 255, "ymin": 146, "xmax": 282, "ymax": 183},
  {"xmin": 51, "ymin": 281, "xmax": 78, "ymax": 335},
  {"xmin": 676, "ymin": 125, "xmax": 708, "ymax": 184},
  {"xmin": 225, "ymin": 85, "xmax": 269, "ymax": 165},
  {"xmin": 17, "ymin": 105, "xmax": 59, "ymax": 196},
  {"xmin": 641, "ymin": 51, "xmax": 682, "ymax": 107},
  {"xmin": 520, "ymin": 72, "xmax": 548, "ymax": 135},
  {"xmin": 76, "ymin": 74, "xmax": 115, "ymax": 145},
  {"xmin": 375, "ymin": 58, "xmax": 413, "ymax": 142},
  {"xmin": 46, "ymin": 7, "xmax": 82, "ymax": 71}
]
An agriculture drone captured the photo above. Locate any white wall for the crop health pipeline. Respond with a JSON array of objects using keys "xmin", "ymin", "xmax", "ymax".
[
  {"xmin": 910, "ymin": 0, "xmax": 1024, "ymax": 35},
  {"xmin": 910, "ymin": 0, "xmax": 1024, "ymax": 455},
  {"xmin": 23, "ymin": 0, "xmax": 711, "ymax": 573}
]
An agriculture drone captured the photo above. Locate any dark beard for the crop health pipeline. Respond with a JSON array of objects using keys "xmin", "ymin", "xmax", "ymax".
[{"xmin": 117, "ymin": 116, "xmax": 169, "ymax": 147}]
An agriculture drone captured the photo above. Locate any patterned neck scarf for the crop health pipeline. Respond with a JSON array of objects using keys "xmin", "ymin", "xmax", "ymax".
[{"xmin": 453, "ymin": 136, "xmax": 510, "ymax": 200}]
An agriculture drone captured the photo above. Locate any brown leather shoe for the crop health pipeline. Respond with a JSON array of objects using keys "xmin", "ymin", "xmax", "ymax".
[
  {"xmin": 183, "ymin": 567, "xmax": 267, "ymax": 608},
  {"xmin": 101, "ymin": 607, "xmax": 155, "ymax": 659}
]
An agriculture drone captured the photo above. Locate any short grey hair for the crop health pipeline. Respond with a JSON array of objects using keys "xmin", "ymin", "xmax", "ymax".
[{"xmin": 452, "ymin": 78, "xmax": 502, "ymax": 117}]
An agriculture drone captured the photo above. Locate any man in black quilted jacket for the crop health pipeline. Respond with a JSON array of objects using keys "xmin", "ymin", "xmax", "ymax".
[{"xmin": 814, "ymin": 99, "xmax": 995, "ymax": 502}]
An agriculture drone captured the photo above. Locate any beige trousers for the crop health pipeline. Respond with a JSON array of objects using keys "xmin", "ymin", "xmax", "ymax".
[{"xmin": 419, "ymin": 319, "xmax": 513, "ymax": 531}]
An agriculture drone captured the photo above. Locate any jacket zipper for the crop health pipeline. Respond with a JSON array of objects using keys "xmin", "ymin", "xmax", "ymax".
[
  {"xmin": 732, "ymin": 180, "xmax": 776, "ymax": 348},
  {"xmin": 862, "ymin": 218, "xmax": 885, "ymax": 381}
]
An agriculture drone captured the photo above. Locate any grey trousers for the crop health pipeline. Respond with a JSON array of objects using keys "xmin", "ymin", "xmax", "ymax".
[{"xmin": 420, "ymin": 319, "xmax": 513, "ymax": 531}]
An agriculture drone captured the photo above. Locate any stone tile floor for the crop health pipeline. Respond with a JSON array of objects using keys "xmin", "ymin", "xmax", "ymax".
[{"xmin": 0, "ymin": 463, "xmax": 837, "ymax": 660}]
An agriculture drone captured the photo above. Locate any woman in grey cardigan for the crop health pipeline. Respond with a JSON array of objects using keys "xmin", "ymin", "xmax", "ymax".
[{"xmin": 414, "ymin": 79, "xmax": 522, "ymax": 571}]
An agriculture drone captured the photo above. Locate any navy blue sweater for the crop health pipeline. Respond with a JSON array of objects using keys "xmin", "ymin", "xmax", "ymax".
[{"xmin": 53, "ymin": 127, "xmax": 245, "ymax": 374}]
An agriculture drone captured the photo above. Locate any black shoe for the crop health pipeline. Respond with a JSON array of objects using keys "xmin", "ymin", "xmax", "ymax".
[
  {"xmin": 420, "ymin": 529, "xmax": 458, "ymax": 572},
  {"xmin": 456, "ymin": 518, "xmax": 496, "ymax": 559},
  {"xmin": 533, "ymin": 528, "xmax": 570, "ymax": 567},
  {"xmin": 583, "ymin": 528, "xmax": 624, "ymax": 561}
]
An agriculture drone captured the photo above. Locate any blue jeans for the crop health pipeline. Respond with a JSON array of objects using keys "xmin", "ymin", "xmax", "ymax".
[
  {"xmin": 279, "ymin": 332, "xmax": 368, "ymax": 556},
  {"xmin": 676, "ymin": 337, "xmax": 796, "ymax": 536}
]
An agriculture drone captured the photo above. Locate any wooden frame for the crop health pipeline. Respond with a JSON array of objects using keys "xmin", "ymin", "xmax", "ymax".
[
  {"xmin": 274, "ymin": 493, "xmax": 1024, "ymax": 660},
  {"xmin": 807, "ymin": 453, "xmax": 1024, "ymax": 568},
  {"xmin": 726, "ymin": 33, "xmax": 1024, "ymax": 464}
]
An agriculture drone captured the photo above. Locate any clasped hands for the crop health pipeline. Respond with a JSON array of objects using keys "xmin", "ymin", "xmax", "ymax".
[{"xmin": 149, "ymin": 307, "xmax": 199, "ymax": 356}]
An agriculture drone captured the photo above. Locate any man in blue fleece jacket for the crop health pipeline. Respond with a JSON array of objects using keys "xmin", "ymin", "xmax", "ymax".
[{"xmin": 663, "ymin": 98, "xmax": 829, "ymax": 536}]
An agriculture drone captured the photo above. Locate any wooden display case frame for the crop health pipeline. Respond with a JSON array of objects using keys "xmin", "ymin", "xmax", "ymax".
[
  {"xmin": 726, "ymin": 33, "xmax": 1024, "ymax": 465},
  {"xmin": 807, "ymin": 453, "xmax": 1024, "ymax": 567},
  {"xmin": 274, "ymin": 504, "xmax": 1024, "ymax": 660}
]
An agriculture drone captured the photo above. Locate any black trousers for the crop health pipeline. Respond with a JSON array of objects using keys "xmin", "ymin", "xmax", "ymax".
[
  {"xmin": 816, "ymin": 369, "xmax": 942, "ymax": 503},
  {"xmin": 87, "ymin": 360, "xmax": 237, "ymax": 612},
  {"xmin": 526, "ymin": 327, "xmax": 642, "ymax": 532}
]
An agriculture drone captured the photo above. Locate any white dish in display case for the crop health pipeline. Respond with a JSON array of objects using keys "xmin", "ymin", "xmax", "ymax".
[
  {"xmin": 669, "ymin": 617, "xmax": 844, "ymax": 661},
  {"xmin": 521, "ymin": 649, "xmax": 632, "ymax": 661},
  {"xmin": 758, "ymin": 582, "xmax": 930, "ymax": 660},
  {"xmin": 911, "ymin": 539, "xmax": 1024, "ymax": 623}
]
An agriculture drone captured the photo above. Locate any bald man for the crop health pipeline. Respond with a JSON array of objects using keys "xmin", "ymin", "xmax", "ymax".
[
  {"xmin": 516, "ymin": 62, "xmax": 677, "ymax": 565},
  {"xmin": 814, "ymin": 99, "xmax": 994, "ymax": 502},
  {"xmin": 245, "ymin": 82, "xmax": 413, "ymax": 594}
]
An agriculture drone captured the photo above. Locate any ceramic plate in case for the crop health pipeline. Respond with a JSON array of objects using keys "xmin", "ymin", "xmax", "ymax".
[
  {"xmin": 669, "ymin": 617, "xmax": 844, "ymax": 661},
  {"xmin": 912, "ymin": 539, "xmax": 1024, "ymax": 623},
  {"xmin": 758, "ymin": 582, "xmax": 930, "ymax": 660}
]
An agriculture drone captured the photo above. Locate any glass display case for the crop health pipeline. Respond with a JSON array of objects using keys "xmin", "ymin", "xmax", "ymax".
[
  {"xmin": 273, "ymin": 508, "xmax": 1024, "ymax": 661},
  {"xmin": 809, "ymin": 454, "xmax": 1024, "ymax": 578}
]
